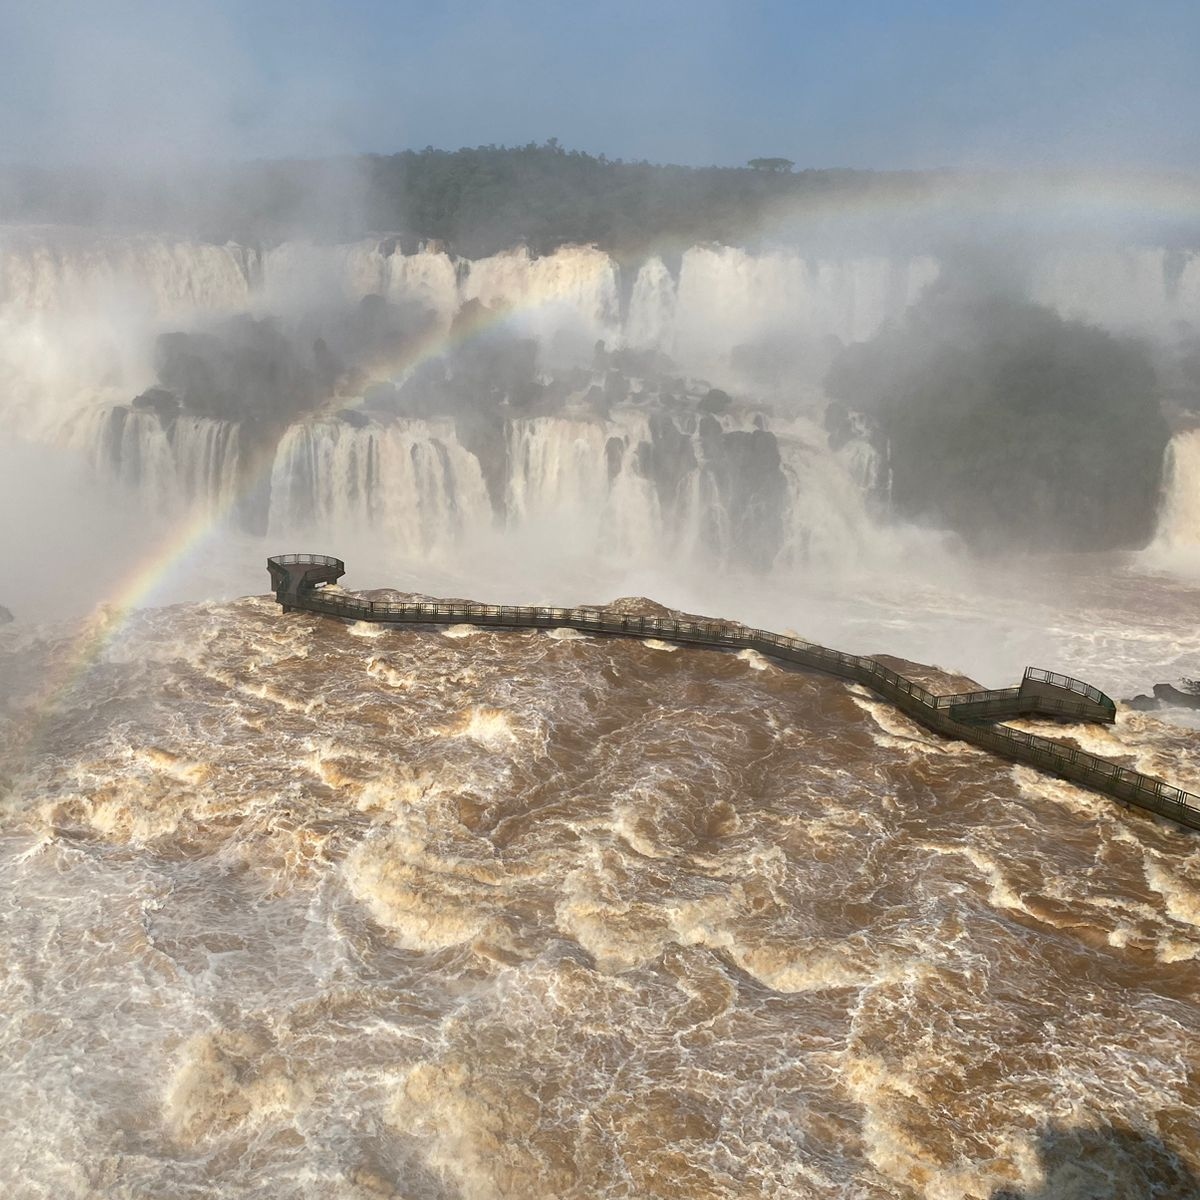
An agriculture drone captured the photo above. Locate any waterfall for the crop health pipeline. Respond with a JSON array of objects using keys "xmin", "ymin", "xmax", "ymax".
[
  {"xmin": 504, "ymin": 413, "xmax": 672, "ymax": 561},
  {"xmin": 0, "ymin": 230, "xmax": 262, "ymax": 438},
  {"xmin": 666, "ymin": 246, "xmax": 940, "ymax": 367},
  {"xmin": 1152, "ymin": 429, "xmax": 1200, "ymax": 555},
  {"xmin": 259, "ymin": 409, "xmax": 884, "ymax": 573},
  {"xmin": 41, "ymin": 396, "xmax": 953, "ymax": 577},
  {"xmin": 255, "ymin": 240, "xmax": 942, "ymax": 369},
  {"xmin": 8, "ymin": 226, "xmax": 1200, "ymax": 583},
  {"xmin": 1030, "ymin": 248, "xmax": 1200, "ymax": 331},
  {"xmin": 462, "ymin": 246, "xmax": 621, "ymax": 356},
  {"xmin": 0, "ymin": 229, "xmax": 257, "ymax": 321},
  {"xmin": 5, "ymin": 230, "xmax": 1200, "ymax": 401},
  {"xmin": 625, "ymin": 258, "xmax": 677, "ymax": 350},
  {"xmin": 66, "ymin": 406, "xmax": 242, "ymax": 518},
  {"xmin": 267, "ymin": 420, "xmax": 494, "ymax": 556},
  {"xmin": 774, "ymin": 418, "xmax": 895, "ymax": 566}
]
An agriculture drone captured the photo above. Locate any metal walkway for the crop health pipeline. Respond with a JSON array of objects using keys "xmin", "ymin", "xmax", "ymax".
[{"xmin": 267, "ymin": 553, "xmax": 1200, "ymax": 833}]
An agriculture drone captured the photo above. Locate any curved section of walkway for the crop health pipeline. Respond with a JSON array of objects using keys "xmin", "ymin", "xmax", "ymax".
[{"xmin": 267, "ymin": 553, "xmax": 1200, "ymax": 833}]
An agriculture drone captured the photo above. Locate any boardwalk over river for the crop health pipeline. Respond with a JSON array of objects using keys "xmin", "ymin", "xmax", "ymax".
[{"xmin": 268, "ymin": 553, "xmax": 1200, "ymax": 834}]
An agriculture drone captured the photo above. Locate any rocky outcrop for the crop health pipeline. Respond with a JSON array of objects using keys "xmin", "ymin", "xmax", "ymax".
[
  {"xmin": 1124, "ymin": 683, "xmax": 1200, "ymax": 711},
  {"xmin": 1153, "ymin": 683, "xmax": 1200, "ymax": 709}
]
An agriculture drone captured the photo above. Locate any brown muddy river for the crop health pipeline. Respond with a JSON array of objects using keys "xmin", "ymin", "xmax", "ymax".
[{"xmin": 1, "ymin": 591, "xmax": 1199, "ymax": 1199}]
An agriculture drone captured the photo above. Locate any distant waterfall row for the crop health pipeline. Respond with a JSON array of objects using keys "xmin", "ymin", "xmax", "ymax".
[
  {"xmin": 6, "ymin": 231, "xmax": 1200, "ymax": 368},
  {"xmin": 68, "ymin": 406, "xmax": 243, "ymax": 516},
  {"xmin": 0, "ymin": 231, "xmax": 940, "ymax": 378},
  {"xmin": 75, "ymin": 404, "xmax": 895, "ymax": 572},
  {"xmin": 7, "ymin": 227, "xmax": 1200, "ymax": 560},
  {"xmin": 63, "ymin": 396, "xmax": 1200, "ymax": 566}
]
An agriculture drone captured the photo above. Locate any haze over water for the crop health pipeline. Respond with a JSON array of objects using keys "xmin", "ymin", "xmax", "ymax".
[{"xmin": 2, "ymin": 4, "xmax": 1200, "ymax": 1198}]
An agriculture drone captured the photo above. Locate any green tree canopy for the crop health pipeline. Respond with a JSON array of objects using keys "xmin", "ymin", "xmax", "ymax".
[{"xmin": 0, "ymin": 142, "xmax": 918, "ymax": 255}]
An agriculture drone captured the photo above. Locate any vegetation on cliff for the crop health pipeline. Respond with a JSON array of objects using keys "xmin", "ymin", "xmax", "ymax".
[
  {"xmin": 0, "ymin": 142, "xmax": 933, "ymax": 255},
  {"xmin": 825, "ymin": 284, "xmax": 1169, "ymax": 551}
]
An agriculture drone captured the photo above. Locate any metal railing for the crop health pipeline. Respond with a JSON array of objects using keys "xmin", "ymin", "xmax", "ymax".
[
  {"xmin": 937, "ymin": 686, "xmax": 1022, "ymax": 708},
  {"xmin": 1024, "ymin": 666, "xmax": 1111, "ymax": 708},
  {"xmin": 269, "ymin": 552, "xmax": 346, "ymax": 570},
  {"xmin": 267, "ymin": 561, "xmax": 1200, "ymax": 833}
]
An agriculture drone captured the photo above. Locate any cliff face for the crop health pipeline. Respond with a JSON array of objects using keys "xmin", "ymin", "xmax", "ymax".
[{"xmin": 827, "ymin": 290, "xmax": 1171, "ymax": 552}]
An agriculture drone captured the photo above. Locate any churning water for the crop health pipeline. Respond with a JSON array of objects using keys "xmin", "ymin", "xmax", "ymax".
[
  {"xmin": 1, "ymin": 591, "xmax": 1199, "ymax": 1198},
  {"xmin": 2, "ymin": 228, "xmax": 1200, "ymax": 1197}
]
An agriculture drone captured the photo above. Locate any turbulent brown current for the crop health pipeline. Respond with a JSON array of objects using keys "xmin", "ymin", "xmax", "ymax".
[{"xmin": 2, "ymin": 591, "xmax": 1200, "ymax": 1199}]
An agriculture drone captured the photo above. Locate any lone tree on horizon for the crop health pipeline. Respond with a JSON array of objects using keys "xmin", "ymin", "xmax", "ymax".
[{"xmin": 747, "ymin": 157, "xmax": 794, "ymax": 172}]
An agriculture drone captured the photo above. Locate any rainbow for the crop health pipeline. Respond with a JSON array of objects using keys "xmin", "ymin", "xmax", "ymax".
[
  {"xmin": 13, "ymin": 284, "xmax": 561, "ymax": 751},
  {"xmin": 752, "ymin": 170, "xmax": 1200, "ymax": 234},
  {"xmin": 14, "ymin": 168, "xmax": 1200, "ymax": 747}
]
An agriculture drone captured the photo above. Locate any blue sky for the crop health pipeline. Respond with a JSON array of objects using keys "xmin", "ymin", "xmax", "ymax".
[{"xmin": 1, "ymin": 0, "xmax": 1197, "ymax": 170}]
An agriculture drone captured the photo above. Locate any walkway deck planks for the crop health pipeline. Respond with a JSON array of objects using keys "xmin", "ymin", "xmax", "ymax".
[{"xmin": 267, "ymin": 553, "xmax": 1200, "ymax": 833}]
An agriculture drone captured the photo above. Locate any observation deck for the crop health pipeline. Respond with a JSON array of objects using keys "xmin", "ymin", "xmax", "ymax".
[
  {"xmin": 266, "ymin": 553, "xmax": 1198, "ymax": 833},
  {"xmin": 267, "ymin": 553, "xmax": 346, "ymax": 609}
]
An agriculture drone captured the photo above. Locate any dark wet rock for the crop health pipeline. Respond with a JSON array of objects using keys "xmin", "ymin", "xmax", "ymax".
[
  {"xmin": 602, "ymin": 596, "xmax": 678, "ymax": 620},
  {"xmin": 698, "ymin": 387, "xmax": 732, "ymax": 414},
  {"xmin": 637, "ymin": 415, "xmax": 696, "ymax": 510},
  {"xmin": 100, "ymin": 405, "xmax": 130, "ymax": 469},
  {"xmin": 131, "ymin": 386, "xmax": 180, "ymax": 421},
  {"xmin": 609, "ymin": 345, "xmax": 676, "ymax": 378},
  {"xmin": 604, "ymin": 368, "xmax": 625, "ymax": 402},
  {"xmin": 1122, "ymin": 683, "xmax": 1200, "ymax": 711},
  {"xmin": 150, "ymin": 295, "xmax": 438, "ymax": 430},
  {"xmin": 534, "ymin": 374, "xmax": 573, "ymax": 409},
  {"xmin": 1152, "ymin": 683, "xmax": 1200, "ymax": 709},
  {"xmin": 156, "ymin": 318, "xmax": 328, "ymax": 425},
  {"xmin": 0, "ymin": 605, "xmax": 12, "ymax": 625},
  {"xmin": 709, "ymin": 427, "xmax": 788, "ymax": 572},
  {"xmin": 453, "ymin": 408, "xmax": 507, "ymax": 515},
  {"xmin": 337, "ymin": 408, "xmax": 371, "ymax": 428},
  {"xmin": 312, "ymin": 336, "xmax": 343, "ymax": 396},
  {"xmin": 361, "ymin": 381, "xmax": 401, "ymax": 413},
  {"xmin": 625, "ymin": 412, "xmax": 790, "ymax": 571},
  {"xmin": 826, "ymin": 288, "xmax": 1169, "ymax": 553},
  {"xmin": 583, "ymin": 384, "xmax": 609, "ymax": 414},
  {"xmin": 990, "ymin": 1121, "xmax": 1200, "ymax": 1200},
  {"xmin": 872, "ymin": 654, "xmax": 984, "ymax": 696},
  {"xmin": 824, "ymin": 400, "xmax": 855, "ymax": 450},
  {"xmin": 605, "ymin": 436, "xmax": 626, "ymax": 482}
]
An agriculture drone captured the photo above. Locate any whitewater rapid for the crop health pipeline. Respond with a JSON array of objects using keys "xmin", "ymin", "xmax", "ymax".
[{"xmin": 1, "ymin": 592, "xmax": 1198, "ymax": 1198}]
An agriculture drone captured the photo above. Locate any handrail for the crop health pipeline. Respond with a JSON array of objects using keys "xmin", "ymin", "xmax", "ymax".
[
  {"xmin": 266, "ymin": 555, "xmax": 1199, "ymax": 834},
  {"xmin": 938, "ymin": 686, "xmax": 1021, "ymax": 707},
  {"xmin": 270, "ymin": 552, "xmax": 346, "ymax": 571},
  {"xmin": 1024, "ymin": 666, "xmax": 1107, "ymax": 706}
]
